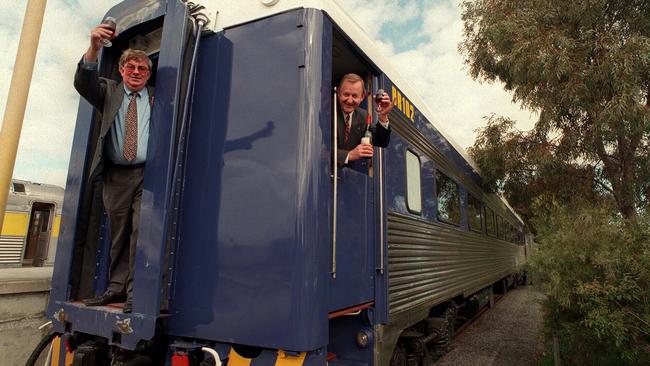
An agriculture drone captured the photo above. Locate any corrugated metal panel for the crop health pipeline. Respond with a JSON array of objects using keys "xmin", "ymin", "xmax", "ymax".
[
  {"xmin": 388, "ymin": 212, "xmax": 519, "ymax": 315},
  {"xmin": 0, "ymin": 236, "xmax": 25, "ymax": 264}
]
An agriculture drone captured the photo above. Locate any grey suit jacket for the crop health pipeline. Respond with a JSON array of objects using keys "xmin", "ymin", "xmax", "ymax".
[
  {"xmin": 74, "ymin": 58, "xmax": 153, "ymax": 178},
  {"xmin": 336, "ymin": 107, "xmax": 391, "ymax": 168}
]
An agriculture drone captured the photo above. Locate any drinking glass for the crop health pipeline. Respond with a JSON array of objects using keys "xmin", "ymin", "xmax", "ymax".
[{"xmin": 101, "ymin": 17, "xmax": 117, "ymax": 47}]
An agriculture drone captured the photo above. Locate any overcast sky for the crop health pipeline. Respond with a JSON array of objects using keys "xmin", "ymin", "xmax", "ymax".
[{"xmin": 0, "ymin": 0, "xmax": 535, "ymax": 188}]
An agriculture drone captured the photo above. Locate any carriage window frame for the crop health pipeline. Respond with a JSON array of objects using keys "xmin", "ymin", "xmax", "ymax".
[
  {"xmin": 13, "ymin": 182, "xmax": 26, "ymax": 194},
  {"xmin": 467, "ymin": 193, "xmax": 483, "ymax": 233},
  {"xmin": 485, "ymin": 206, "xmax": 496, "ymax": 237},
  {"xmin": 405, "ymin": 149, "xmax": 422, "ymax": 215},
  {"xmin": 496, "ymin": 215, "xmax": 506, "ymax": 240},
  {"xmin": 435, "ymin": 170, "xmax": 461, "ymax": 225}
]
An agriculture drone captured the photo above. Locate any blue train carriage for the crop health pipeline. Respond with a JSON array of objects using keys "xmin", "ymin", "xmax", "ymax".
[{"xmin": 44, "ymin": 0, "xmax": 529, "ymax": 365}]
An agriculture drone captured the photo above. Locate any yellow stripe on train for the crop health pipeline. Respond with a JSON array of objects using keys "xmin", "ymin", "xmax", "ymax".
[
  {"xmin": 50, "ymin": 336, "xmax": 74, "ymax": 366},
  {"xmin": 227, "ymin": 348, "xmax": 307, "ymax": 366},
  {"xmin": 0, "ymin": 212, "xmax": 29, "ymax": 236},
  {"xmin": 276, "ymin": 350, "xmax": 306, "ymax": 366},
  {"xmin": 52, "ymin": 215, "xmax": 61, "ymax": 237}
]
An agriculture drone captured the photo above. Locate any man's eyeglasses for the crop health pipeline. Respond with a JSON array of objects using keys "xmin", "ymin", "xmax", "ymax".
[{"xmin": 123, "ymin": 64, "xmax": 150, "ymax": 72}]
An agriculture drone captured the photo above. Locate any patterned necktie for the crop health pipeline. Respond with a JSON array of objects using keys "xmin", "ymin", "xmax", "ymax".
[
  {"xmin": 344, "ymin": 113, "xmax": 351, "ymax": 144},
  {"xmin": 123, "ymin": 92, "xmax": 138, "ymax": 162}
]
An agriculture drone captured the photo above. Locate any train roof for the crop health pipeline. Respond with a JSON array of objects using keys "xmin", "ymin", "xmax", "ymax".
[{"xmin": 9, "ymin": 179, "xmax": 64, "ymax": 205}]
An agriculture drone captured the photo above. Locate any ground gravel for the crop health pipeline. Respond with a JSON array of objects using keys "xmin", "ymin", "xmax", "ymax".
[{"xmin": 436, "ymin": 286, "xmax": 545, "ymax": 366}]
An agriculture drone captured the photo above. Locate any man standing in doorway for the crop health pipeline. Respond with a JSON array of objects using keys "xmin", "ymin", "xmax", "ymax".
[
  {"xmin": 74, "ymin": 22, "xmax": 153, "ymax": 313},
  {"xmin": 336, "ymin": 73, "xmax": 392, "ymax": 167}
]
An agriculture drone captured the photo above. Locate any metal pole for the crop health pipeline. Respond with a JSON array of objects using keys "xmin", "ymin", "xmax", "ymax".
[{"xmin": 0, "ymin": 0, "xmax": 47, "ymax": 231}]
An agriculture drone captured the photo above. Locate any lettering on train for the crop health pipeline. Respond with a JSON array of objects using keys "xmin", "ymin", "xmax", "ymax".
[{"xmin": 391, "ymin": 86, "xmax": 415, "ymax": 122}]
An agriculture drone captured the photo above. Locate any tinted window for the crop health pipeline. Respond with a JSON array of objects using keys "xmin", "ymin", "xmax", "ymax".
[
  {"xmin": 496, "ymin": 216, "xmax": 506, "ymax": 240},
  {"xmin": 13, "ymin": 183, "xmax": 25, "ymax": 193},
  {"xmin": 405, "ymin": 150, "xmax": 422, "ymax": 214},
  {"xmin": 436, "ymin": 171, "xmax": 460, "ymax": 224},
  {"xmin": 485, "ymin": 207, "xmax": 496, "ymax": 236},
  {"xmin": 468, "ymin": 194, "xmax": 483, "ymax": 232}
]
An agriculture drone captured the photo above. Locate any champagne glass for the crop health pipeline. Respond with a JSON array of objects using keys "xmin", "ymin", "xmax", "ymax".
[
  {"xmin": 374, "ymin": 89, "xmax": 385, "ymax": 104},
  {"xmin": 101, "ymin": 16, "xmax": 117, "ymax": 47}
]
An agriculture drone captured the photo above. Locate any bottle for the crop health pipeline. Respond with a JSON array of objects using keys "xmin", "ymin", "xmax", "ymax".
[{"xmin": 361, "ymin": 114, "xmax": 372, "ymax": 145}]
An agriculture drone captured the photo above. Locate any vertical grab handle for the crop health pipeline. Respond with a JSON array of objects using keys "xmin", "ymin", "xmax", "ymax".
[
  {"xmin": 332, "ymin": 88, "xmax": 338, "ymax": 278},
  {"xmin": 378, "ymin": 146, "xmax": 384, "ymax": 274}
]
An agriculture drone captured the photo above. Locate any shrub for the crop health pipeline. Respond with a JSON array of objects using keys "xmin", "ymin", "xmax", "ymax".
[{"xmin": 531, "ymin": 206, "xmax": 650, "ymax": 365}]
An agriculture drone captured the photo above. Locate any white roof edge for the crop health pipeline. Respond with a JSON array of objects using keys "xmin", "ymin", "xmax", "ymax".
[{"xmin": 206, "ymin": 0, "xmax": 480, "ymax": 173}]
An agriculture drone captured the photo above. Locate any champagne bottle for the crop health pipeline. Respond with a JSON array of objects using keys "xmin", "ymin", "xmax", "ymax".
[{"xmin": 361, "ymin": 115, "xmax": 372, "ymax": 145}]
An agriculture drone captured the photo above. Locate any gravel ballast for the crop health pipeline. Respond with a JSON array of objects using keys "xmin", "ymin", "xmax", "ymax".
[{"xmin": 436, "ymin": 286, "xmax": 545, "ymax": 366}]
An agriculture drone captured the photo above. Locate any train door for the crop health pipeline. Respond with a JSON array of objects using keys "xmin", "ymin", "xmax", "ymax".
[
  {"xmin": 23, "ymin": 202, "xmax": 54, "ymax": 267},
  {"xmin": 329, "ymin": 29, "xmax": 379, "ymax": 312}
]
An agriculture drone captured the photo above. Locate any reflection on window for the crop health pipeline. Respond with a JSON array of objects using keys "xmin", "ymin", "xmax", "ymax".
[
  {"xmin": 485, "ymin": 207, "xmax": 496, "ymax": 236},
  {"xmin": 436, "ymin": 170, "xmax": 460, "ymax": 224},
  {"xmin": 468, "ymin": 194, "xmax": 483, "ymax": 232},
  {"xmin": 406, "ymin": 150, "xmax": 422, "ymax": 214}
]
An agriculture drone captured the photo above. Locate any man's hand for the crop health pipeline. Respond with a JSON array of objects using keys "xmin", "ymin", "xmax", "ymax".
[
  {"xmin": 347, "ymin": 143, "xmax": 374, "ymax": 162},
  {"xmin": 375, "ymin": 91, "xmax": 394, "ymax": 123},
  {"xmin": 90, "ymin": 24, "xmax": 116, "ymax": 51},
  {"xmin": 84, "ymin": 24, "xmax": 117, "ymax": 63}
]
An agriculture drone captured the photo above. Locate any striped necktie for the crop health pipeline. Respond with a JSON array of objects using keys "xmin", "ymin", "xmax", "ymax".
[
  {"xmin": 123, "ymin": 92, "xmax": 138, "ymax": 162},
  {"xmin": 344, "ymin": 113, "xmax": 351, "ymax": 144}
]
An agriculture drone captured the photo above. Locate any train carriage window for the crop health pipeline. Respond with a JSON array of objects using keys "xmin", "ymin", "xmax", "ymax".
[
  {"xmin": 496, "ymin": 215, "xmax": 506, "ymax": 240},
  {"xmin": 485, "ymin": 207, "xmax": 496, "ymax": 237},
  {"xmin": 436, "ymin": 170, "xmax": 460, "ymax": 225},
  {"xmin": 468, "ymin": 194, "xmax": 483, "ymax": 232},
  {"xmin": 405, "ymin": 150, "xmax": 422, "ymax": 214},
  {"xmin": 13, "ymin": 182, "xmax": 26, "ymax": 193},
  {"xmin": 484, "ymin": 206, "xmax": 497, "ymax": 236}
]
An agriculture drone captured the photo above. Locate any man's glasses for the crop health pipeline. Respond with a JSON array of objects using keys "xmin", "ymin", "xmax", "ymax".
[{"xmin": 123, "ymin": 64, "xmax": 149, "ymax": 72}]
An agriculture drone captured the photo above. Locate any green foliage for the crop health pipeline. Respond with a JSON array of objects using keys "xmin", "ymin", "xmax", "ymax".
[
  {"xmin": 531, "ymin": 206, "xmax": 650, "ymax": 365},
  {"xmin": 461, "ymin": 0, "xmax": 650, "ymax": 220},
  {"xmin": 462, "ymin": 1, "xmax": 650, "ymax": 363},
  {"xmin": 468, "ymin": 115, "xmax": 604, "ymax": 229}
]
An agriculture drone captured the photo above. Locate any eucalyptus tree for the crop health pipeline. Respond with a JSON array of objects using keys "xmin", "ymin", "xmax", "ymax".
[{"xmin": 461, "ymin": 0, "xmax": 650, "ymax": 220}]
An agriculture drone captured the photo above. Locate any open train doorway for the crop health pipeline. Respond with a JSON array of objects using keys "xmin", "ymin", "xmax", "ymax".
[
  {"xmin": 23, "ymin": 202, "xmax": 54, "ymax": 267},
  {"xmin": 329, "ymin": 25, "xmax": 382, "ymax": 312}
]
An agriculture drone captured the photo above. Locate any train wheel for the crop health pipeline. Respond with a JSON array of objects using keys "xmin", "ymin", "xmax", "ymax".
[{"xmin": 389, "ymin": 342, "xmax": 407, "ymax": 366}]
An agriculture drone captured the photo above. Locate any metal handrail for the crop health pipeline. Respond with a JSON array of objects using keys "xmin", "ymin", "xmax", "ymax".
[{"xmin": 332, "ymin": 87, "xmax": 338, "ymax": 278}]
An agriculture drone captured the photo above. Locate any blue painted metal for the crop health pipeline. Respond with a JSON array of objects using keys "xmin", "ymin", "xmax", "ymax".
[
  {"xmin": 328, "ymin": 313, "xmax": 374, "ymax": 365},
  {"xmin": 91, "ymin": 213, "xmax": 111, "ymax": 296},
  {"xmin": 164, "ymin": 9, "xmax": 330, "ymax": 351},
  {"xmin": 48, "ymin": 100, "xmax": 95, "ymax": 316},
  {"xmin": 329, "ymin": 167, "xmax": 375, "ymax": 312}
]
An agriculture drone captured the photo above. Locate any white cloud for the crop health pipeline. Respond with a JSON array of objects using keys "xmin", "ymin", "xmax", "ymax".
[
  {"xmin": 1, "ymin": 0, "xmax": 121, "ymax": 188},
  {"xmin": 339, "ymin": 0, "xmax": 536, "ymax": 149},
  {"xmin": 1, "ymin": 0, "xmax": 536, "ymax": 189}
]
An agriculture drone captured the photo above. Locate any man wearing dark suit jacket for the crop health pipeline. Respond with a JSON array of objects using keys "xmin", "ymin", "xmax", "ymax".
[
  {"xmin": 337, "ymin": 73, "xmax": 392, "ymax": 168},
  {"xmin": 74, "ymin": 23, "xmax": 153, "ymax": 313}
]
